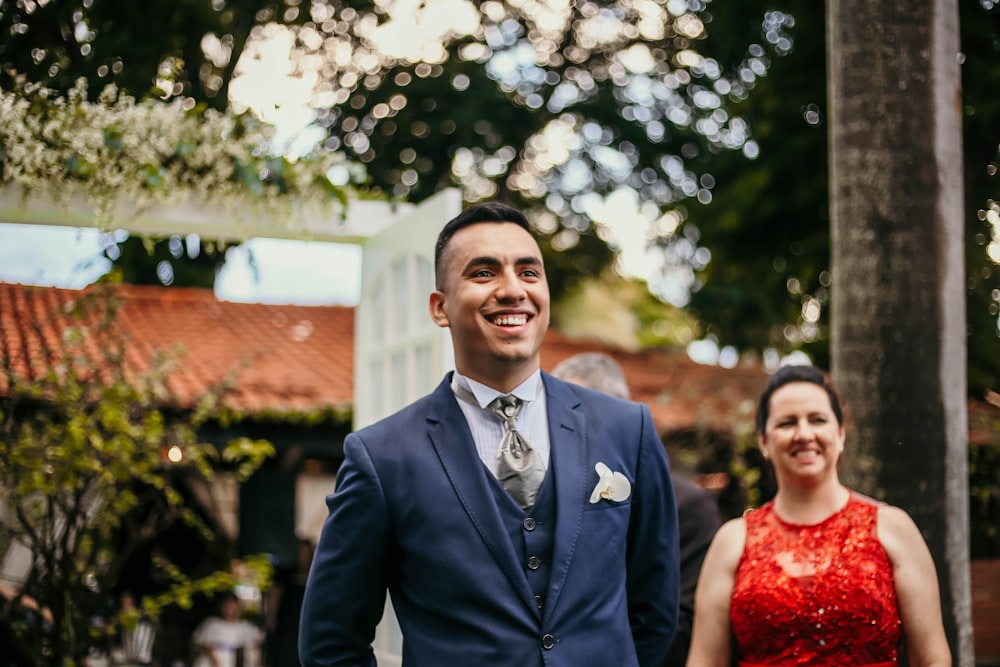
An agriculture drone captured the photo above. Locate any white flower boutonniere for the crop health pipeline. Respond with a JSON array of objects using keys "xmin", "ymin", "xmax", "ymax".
[{"xmin": 589, "ymin": 462, "xmax": 631, "ymax": 504}]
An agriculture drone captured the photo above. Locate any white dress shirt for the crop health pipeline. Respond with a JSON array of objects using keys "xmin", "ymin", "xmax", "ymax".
[{"xmin": 451, "ymin": 369, "xmax": 550, "ymax": 478}]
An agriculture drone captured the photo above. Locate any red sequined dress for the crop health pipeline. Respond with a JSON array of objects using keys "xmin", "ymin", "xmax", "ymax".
[{"xmin": 730, "ymin": 492, "xmax": 901, "ymax": 667}]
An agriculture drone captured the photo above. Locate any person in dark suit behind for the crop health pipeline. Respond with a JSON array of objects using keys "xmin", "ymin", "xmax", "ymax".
[
  {"xmin": 550, "ymin": 351, "xmax": 722, "ymax": 667},
  {"xmin": 298, "ymin": 202, "xmax": 680, "ymax": 666}
]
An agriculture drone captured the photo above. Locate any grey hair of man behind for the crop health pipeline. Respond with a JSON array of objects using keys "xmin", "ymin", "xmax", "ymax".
[{"xmin": 550, "ymin": 352, "xmax": 631, "ymax": 401}]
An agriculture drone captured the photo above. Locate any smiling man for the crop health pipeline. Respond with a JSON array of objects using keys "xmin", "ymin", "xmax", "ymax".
[{"xmin": 299, "ymin": 202, "xmax": 680, "ymax": 667}]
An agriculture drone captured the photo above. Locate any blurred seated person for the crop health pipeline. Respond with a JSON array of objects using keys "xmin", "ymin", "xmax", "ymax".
[
  {"xmin": 191, "ymin": 592, "xmax": 262, "ymax": 667},
  {"xmin": 110, "ymin": 590, "xmax": 158, "ymax": 667}
]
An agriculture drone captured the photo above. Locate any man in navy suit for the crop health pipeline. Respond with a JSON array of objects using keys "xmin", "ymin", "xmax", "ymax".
[{"xmin": 299, "ymin": 202, "xmax": 680, "ymax": 666}]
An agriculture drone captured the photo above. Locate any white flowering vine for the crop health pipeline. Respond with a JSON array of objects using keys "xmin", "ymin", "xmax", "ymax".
[{"xmin": 0, "ymin": 79, "xmax": 369, "ymax": 232}]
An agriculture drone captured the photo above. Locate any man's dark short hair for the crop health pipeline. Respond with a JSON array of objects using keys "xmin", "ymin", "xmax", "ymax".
[{"xmin": 434, "ymin": 202, "xmax": 532, "ymax": 289}]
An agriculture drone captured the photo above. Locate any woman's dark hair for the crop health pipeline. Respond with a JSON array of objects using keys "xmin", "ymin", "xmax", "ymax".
[{"xmin": 755, "ymin": 365, "xmax": 844, "ymax": 434}]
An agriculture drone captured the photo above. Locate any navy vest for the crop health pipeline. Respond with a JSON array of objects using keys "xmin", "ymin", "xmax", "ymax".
[{"xmin": 489, "ymin": 462, "xmax": 557, "ymax": 616}]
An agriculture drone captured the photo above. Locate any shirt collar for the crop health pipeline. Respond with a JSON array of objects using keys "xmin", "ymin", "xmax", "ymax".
[{"xmin": 452, "ymin": 369, "xmax": 543, "ymax": 409}]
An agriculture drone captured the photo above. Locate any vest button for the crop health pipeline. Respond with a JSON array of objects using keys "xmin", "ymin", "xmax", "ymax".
[
  {"xmin": 541, "ymin": 634, "xmax": 556, "ymax": 650},
  {"xmin": 523, "ymin": 517, "xmax": 536, "ymax": 531},
  {"xmin": 534, "ymin": 595, "xmax": 544, "ymax": 609},
  {"xmin": 527, "ymin": 556, "xmax": 541, "ymax": 570}
]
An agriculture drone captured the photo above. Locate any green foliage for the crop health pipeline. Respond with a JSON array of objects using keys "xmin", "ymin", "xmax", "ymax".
[
  {"xmin": 223, "ymin": 437, "xmax": 279, "ymax": 483},
  {"xmin": 99, "ymin": 236, "xmax": 224, "ymax": 289},
  {"xmin": 0, "ymin": 283, "xmax": 275, "ymax": 667},
  {"xmin": 264, "ymin": 1, "xmax": 782, "ymax": 290},
  {"xmin": 713, "ymin": 409, "xmax": 774, "ymax": 521},
  {"xmin": 552, "ymin": 271, "xmax": 700, "ymax": 349},
  {"xmin": 687, "ymin": 0, "xmax": 1000, "ymax": 394},
  {"xmin": 970, "ymin": 442, "xmax": 1000, "ymax": 558},
  {"xmin": 3, "ymin": 0, "xmax": 997, "ymax": 386},
  {"xmin": 684, "ymin": 2, "xmax": 831, "ymax": 365},
  {"xmin": 140, "ymin": 552, "xmax": 272, "ymax": 620},
  {"xmin": 0, "ymin": 0, "xmax": 316, "ymax": 111}
]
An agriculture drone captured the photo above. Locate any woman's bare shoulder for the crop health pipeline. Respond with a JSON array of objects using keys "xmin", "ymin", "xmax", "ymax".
[
  {"xmin": 875, "ymin": 503, "xmax": 928, "ymax": 560},
  {"xmin": 707, "ymin": 516, "xmax": 748, "ymax": 565}
]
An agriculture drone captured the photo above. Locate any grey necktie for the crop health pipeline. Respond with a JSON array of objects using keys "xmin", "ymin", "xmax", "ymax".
[{"xmin": 489, "ymin": 394, "xmax": 545, "ymax": 510}]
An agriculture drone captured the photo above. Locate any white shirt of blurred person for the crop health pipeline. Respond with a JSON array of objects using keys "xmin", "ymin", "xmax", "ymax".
[
  {"xmin": 191, "ymin": 594, "xmax": 262, "ymax": 667},
  {"xmin": 111, "ymin": 591, "xmax": 157, "ymax": 667}
]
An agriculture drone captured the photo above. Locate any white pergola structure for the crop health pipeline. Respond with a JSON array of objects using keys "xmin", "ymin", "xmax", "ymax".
[{"xmin": 1, "ymin": 185, "xmax": 462, "ymax": 666}]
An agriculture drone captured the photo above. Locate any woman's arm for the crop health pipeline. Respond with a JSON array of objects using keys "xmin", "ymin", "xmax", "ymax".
[
  {"xmin": 685, "ymin": 517, "xmax": 746, "ymax": 667},
  {"xmin": 877, "ymin": 505, "xmax": 952, "ymax": 667}
]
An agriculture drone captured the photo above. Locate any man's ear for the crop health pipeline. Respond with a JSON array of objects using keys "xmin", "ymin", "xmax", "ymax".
[{"xmin": 429, "ymin": 290, "xmax": 450, "ymax": 328}]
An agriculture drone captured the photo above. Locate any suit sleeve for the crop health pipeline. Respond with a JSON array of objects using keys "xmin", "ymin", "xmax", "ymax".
[
  {"xmin": 299, "ymin": 433, "xmax": 388, "ymax": 667},
  {"xmin": 666, "ymin": 477, "xmax": 722, "ymax": 666},
  {"xmin": 626, "ymin": 403, "xmax": 680, "ymax": 667}
]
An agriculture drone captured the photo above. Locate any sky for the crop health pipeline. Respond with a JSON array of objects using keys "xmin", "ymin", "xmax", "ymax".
[{"xmin": 0, "ymin": 222, "xmax": 364, "ymax": 306}]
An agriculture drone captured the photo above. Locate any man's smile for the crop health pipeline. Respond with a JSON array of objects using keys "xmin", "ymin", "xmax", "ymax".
[{"xmin": 487, "ymin": 313, "xmax": 531, "ymax": 327}]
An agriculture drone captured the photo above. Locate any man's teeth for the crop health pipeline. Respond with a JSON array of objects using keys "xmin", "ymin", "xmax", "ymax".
[{"xmin": 493, "ymin": 315, "xmax": 527, "ymax": 326}]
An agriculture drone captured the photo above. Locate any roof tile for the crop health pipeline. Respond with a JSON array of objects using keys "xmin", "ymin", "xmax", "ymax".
[
  {"xmin": 2, "ymin": 281, "xmax": 996, "ymax": 443},
  {"xmin": 0, "ymin": 282, "xmax": 354, "ymax": 415}
]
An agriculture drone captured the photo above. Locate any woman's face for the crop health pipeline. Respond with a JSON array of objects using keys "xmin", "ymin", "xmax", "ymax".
[{"xmin": 759, "ymin": 381, "xmax": 845, "ymax": 484}]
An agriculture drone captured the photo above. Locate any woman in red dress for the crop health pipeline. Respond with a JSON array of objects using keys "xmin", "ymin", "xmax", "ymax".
[{"xmin": 686, "ymin": 365, "xmax": 951, "ymax": 667}]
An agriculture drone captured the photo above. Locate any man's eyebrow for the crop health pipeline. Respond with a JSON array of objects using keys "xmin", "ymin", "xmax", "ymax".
[
  {"xmin": 461, "ymin": 255, "xmax": 543, "ymax": 272},
  {"xmin": 462, "ymin": 256, "xmax": 501, "ymax": 271}
]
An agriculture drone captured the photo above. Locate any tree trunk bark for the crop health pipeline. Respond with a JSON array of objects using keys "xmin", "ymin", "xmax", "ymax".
[{"xmin": 827, "ymin": 0, "xmax": 972, "ymax": 663}]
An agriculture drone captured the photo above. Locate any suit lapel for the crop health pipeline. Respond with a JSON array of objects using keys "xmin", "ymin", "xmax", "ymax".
[
  {"xmin": 541, "ymin": 373, "xmax": 587, "ymax": 623},
  {"xmin": 425, "ymin": 376, "xmax": 538, "ymax": 614}
]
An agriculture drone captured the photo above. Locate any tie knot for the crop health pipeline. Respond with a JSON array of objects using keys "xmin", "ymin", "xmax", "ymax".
[{"xmin": 490, "ymin": 395, "xmax": 524, "ymax": 423}]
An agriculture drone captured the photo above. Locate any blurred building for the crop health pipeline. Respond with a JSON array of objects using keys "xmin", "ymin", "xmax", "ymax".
[{"xmin": 2, "ymin": 281, "xmax": 998, "ymax": 664}]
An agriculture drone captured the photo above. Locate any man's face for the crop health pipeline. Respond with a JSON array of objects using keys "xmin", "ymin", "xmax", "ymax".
[{"xmin": 429, "ymin": 221, "xmax": 550, "ymax": 388}]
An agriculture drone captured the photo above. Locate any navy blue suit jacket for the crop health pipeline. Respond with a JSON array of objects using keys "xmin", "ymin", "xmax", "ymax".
[{"xmin": 299, "ymin": 372, "xmax": 680, "ymax": 666}]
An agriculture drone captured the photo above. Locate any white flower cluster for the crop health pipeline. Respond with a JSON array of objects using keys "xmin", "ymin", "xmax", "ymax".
[{"xmin": 0, "ymin": 79, "xmax": 368, "ymax": 230}]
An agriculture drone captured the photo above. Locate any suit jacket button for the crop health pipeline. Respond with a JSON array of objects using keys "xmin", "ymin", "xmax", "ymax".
[
  {"xmin": 527, "ymin": 556, "xmax": 541, "ymax": 570},
  {"xmin": 523, "ymin": 517, "xmax": 536, "ymax": 531},
  {"xmin": 541, "ymin": 634, "xmax": 556, "ymax": 650}
]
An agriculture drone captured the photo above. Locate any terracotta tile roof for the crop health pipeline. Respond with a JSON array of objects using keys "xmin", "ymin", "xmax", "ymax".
[
  {"xmin": 1, "ymin": 281, "xmax": 997, "ymax": 444},
  {"xmin": 0, "ymin": 282, "xmax": 354, "ymax": 415},
  {"xmin": 538, "ymin": 329, "xmax": 767, "ymax": 435}
]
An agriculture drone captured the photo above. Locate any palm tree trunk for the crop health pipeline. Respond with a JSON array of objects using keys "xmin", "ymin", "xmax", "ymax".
[{"xmin": 827, "ymin": 0, "xmax": 972, "ymax": 663}]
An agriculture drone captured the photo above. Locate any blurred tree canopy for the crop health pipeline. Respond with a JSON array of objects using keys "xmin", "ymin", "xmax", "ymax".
[
  {"xmin": 0, "ymin": 0, "xmax": 344, "ymax": 290},
  {"xmin": 686, "ymin": 0, "xmax": 1000, "ymax": 396},
  {"xmin": 0, "ymin": 0, "xmax": 310, "ymax": 108},
  {"xmin": 2, "ymin": 0, "xmax": 998, "ymax": 393}
]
